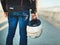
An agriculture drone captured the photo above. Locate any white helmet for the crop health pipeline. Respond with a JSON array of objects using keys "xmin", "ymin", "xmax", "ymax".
[{"xmin": 27, "ymin": 19, "xmax": 42, "ymax": 38}]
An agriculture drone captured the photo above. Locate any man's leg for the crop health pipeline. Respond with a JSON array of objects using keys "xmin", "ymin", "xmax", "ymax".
[
  {"xmin": 6, "ymin": 12, "xmax": 18, "ymax": 45},
  {"xmin": 19, "ymin": 10, "xmax": 30, "ymax": 45}
]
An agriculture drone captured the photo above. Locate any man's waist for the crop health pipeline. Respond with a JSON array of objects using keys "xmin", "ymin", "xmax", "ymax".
[{"xmin": 6, "ymin": 5, "xmax": 30, "ymax": 11}]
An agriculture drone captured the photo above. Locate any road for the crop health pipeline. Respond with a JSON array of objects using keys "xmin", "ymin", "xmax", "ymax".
[{"xmin": 0, "ymin": 16, "xmax": 60, "ymax": 45}]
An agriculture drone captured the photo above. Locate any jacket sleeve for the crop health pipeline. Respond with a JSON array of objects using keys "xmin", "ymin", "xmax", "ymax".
[
  {"xmin": 1, "ymin": 0, "xmax": 7, "ymax": 12},
  {"xmin": 30, "ymin": 0, "xmax": 37, "ymax": 13}
]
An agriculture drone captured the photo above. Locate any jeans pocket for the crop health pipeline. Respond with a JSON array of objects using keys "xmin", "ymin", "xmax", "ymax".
[{"xmin": 23, "ymin": 12, "xmax": 29, "ymax": 21}]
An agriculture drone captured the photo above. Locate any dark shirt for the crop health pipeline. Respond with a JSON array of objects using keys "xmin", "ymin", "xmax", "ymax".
[{"xmin": 1, "ymin": 0, "xmax": 37, "ymax": 13}]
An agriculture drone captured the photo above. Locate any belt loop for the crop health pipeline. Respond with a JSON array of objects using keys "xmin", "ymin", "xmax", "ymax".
[{"xmin": 21, "ymin": 0, "xmax": 23, "ymax": 7}]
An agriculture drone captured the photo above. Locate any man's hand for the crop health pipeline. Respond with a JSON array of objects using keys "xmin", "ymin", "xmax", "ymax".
[
  {"xmin": 4, "ymin": 12, "xmax": 8, "ymax": 17},
  {"xmin": 32, "ymin": 13, "xmax": 37, "ymax": 20}
]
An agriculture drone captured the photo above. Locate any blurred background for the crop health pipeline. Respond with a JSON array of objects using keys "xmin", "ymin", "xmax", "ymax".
[{"xmin": 0, "ymin": 0, "xmax": 60, "ymax": 45}]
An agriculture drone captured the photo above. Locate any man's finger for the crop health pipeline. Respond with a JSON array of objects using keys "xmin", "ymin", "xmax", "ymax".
[{"xmin": 32, "ymin": 13, "xmax": 37, "ymax": 20}]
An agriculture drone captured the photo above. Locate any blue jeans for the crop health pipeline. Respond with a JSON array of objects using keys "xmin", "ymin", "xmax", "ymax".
[{"xmin": 6, "ymin": 10, "xmax": 30, "ymax": 45}]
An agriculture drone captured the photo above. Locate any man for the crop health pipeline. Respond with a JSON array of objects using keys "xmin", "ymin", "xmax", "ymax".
[{"xmin": 1, "ymin": 0, "xmax": 37, "ymax": 45}]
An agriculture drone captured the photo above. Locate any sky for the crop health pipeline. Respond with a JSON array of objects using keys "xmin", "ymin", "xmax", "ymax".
[{"xmin": 38, "ymin": 0, "xmax": 60, "ymax": 8}]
